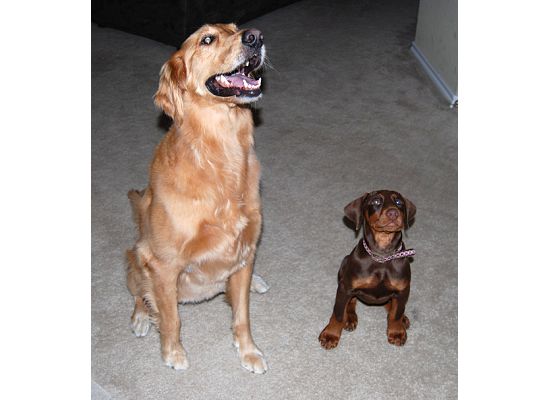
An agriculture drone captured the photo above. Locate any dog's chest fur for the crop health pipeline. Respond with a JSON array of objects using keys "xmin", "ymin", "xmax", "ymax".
[{"xmin": 146, "ymin": 107, "xmax": 258, "ymax": 273}]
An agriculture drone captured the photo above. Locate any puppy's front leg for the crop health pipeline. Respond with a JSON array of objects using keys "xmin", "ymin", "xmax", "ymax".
[
  {"xmin": 227, "ymin": 256, "xmax": 267, "ymax": 374},
  {"xmin": 385, "ymin": 286, "xmax": 410, "ymax": 346},
  {"xmin": 147, "ymin": 258, "xmax": 188, "ymax": 370},
  {"xmin": 319, "ymin": 282, "xmax": 351, "ymax": 349}
]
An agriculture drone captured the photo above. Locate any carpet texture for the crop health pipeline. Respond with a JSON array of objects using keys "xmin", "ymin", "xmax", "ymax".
[{"xmin": 91, "ymin": 0, "xmax": 457, "ymax": 399}]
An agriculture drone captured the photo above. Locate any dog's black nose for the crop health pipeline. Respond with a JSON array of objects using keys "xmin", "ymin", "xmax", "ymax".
[
  {"xmin": 242, "ymin": 29, "xmax": 263, "ymax": 48},
  {"xmin": 386, "ymin": 208, "xmax": 399, "ymax": 220}
]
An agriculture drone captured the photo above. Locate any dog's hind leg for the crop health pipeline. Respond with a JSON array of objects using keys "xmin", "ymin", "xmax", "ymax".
[
  {"xmin": 126, "ymin": 249, "xmax": 151, "ymax": 337},
  {"xmin": 131, "ymin": 296, "xmax": 151, "ymax": 337},
  {"xmin": 128, "ymin": 189, "xmax": 151, "ymax": 236},
  {"xmin": 385, "ymin": 287, "xmax": 410, "ymax": 346},
  {"xmin": 344, "ymin": 297, "xmax": 358, "ymax": 331}
]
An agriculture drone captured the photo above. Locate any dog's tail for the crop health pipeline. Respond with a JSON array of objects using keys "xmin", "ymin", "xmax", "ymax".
[{"xmin": 128, "ymin": 189, "xmax": 148, "ymax": 235}]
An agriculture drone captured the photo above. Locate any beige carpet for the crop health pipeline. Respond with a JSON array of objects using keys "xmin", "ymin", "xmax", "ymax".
[{"xmin": 92, "ymin": 0, "xmax": 457, "ymax": 398}]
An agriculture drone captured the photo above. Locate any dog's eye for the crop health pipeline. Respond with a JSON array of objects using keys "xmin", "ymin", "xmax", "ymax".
[
  {"xmin": 395, "ymin": 198, "xmax": 404, "ymax": 208},
  {"xmin": 371, "ymin": 198, "xmax": 382, "ymax": 207},
  {"xmin": 200, "ymin": 35, "xmax": 215, "ymax": 45}
]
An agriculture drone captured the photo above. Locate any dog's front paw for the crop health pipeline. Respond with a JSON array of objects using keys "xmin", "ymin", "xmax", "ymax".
[
  {"xmin": 387, "ymin": 327, "xmax": 407, "ymax": 346},
  {"xmin": 238, "ymin": 348, "xmax": 268, "ymax": 374},
  {"xmin": 163, "ymin": 345, "xmax": 189, "ymax": 370},
  {"xmin": 319, "ymin": 329, "xmax": 340, "ymax": 350},
  {"xmin": 250, "ymin": 274, "xmax": 269, "ymax": 294}
]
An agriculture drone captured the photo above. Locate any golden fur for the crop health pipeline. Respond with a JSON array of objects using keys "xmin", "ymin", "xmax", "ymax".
[{"xmin": 126, "ymin": 23, "xmax": 268, "ymax": 373}]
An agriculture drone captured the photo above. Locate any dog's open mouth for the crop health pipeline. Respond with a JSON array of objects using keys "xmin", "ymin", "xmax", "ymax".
[{"xmin": 205, "ymin": 53, "xmax": 263, "ymax": 98}]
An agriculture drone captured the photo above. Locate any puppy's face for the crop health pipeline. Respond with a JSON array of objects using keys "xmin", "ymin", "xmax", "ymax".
[
  {"xmin": 344, "ymin": 190, "xmax": 416, "ymax": 233},
  {"xmin": 364, "ymin": 191, "xmax": 409, "ymax": 233},
  {"xmin": 154, "ymin": 23, "xmax": 265, "ymax": 118}
]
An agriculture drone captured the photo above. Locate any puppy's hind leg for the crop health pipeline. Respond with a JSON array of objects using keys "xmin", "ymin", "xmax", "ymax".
[
  {"xmin": 385, "ymin": 287, "xmax": 410, "ymax": 346},
  {"xmin": 344, "ymin": 297, "xmax": 358, "ymax": 331}
]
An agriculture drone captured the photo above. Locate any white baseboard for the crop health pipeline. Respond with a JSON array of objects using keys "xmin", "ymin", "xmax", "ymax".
[{"xmin": 410, "ymin": 41, "xmax": 458, "ymax": 108}]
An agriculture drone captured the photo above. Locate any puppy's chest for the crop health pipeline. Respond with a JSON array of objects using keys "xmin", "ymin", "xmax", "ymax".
[{"xmin": 350, "ymin": 263, "xmax": 409, "ymax": 296}]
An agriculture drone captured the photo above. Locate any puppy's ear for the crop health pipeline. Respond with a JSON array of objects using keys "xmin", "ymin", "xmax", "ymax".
[
  {"xmin": 404, "ymin": 197, "xmax": 416, "ymax": 230},
  {"xmin": 344, "ymin": 193, "xmax": 368, "ymax": 232},
  {"xmin": 154, "ymin": 52, "xmax": 187, "ymax": 121}
]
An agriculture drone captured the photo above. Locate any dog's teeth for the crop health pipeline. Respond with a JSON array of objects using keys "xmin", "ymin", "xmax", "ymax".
[
  {"xmin": 257, "ymin": 78, "xmax": 262, "ymax": 86},
  {"xmin": 245, "ymin": 60, "xmax": 250, "ymax": 66}
]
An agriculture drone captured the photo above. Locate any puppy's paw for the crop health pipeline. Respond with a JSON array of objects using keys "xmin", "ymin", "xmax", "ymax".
[
  {"xmin": 387, "ymin": 328, "xmax": 407, "ymax": 346},
  {"xmin": 319, "ymin": 330, "xmax": 340, "ymax": 350},
  {"xmin": 403, "ymin": 315, "xmax": 410, "ymax": 330},
  {"xmin": 238, "ymin": 347, "xmax": 268, "ymax": 374},
  {"xmin": 250, "ymin": 273, "xmax": 270, "ymax": 294},
  {"xmin": 131, "ymin": 311, "xmax": 151, "ymax": 337},
  {"xmin": 163, "ymin": 346, "xmax": 189, "ymax": 370},
  {"xmin": 344, "ymin": 313, "xmax": 358, "ymax": 332}
]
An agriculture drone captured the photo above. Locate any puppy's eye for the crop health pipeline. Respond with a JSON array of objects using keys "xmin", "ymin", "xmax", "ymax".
[
  {"xmin": 200, "ymin": 35, "xmax": 215, "ymax": 45},
  {"xmin": 371, "ymin": 198, "xmax": 382, "ymax": 207},
  {"xmin": 395, "ymin": 198, "xmax": 404, "ymax": 208}
]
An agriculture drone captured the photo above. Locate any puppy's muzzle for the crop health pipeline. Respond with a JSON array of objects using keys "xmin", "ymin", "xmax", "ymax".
[{"xmin": 385, "ymin": 208, "xmax": 399, "ymax": 220}]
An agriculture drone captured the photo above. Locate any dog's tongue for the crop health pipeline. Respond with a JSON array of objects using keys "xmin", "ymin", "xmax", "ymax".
[{"xmin": 218, "ymin": 73, "xmax": 261, "ymax": 89}]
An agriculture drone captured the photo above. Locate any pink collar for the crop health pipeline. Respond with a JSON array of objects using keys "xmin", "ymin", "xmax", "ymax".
[{"xmin": 362, "ymin": 239, "xmax": 416, "ymax": 263}]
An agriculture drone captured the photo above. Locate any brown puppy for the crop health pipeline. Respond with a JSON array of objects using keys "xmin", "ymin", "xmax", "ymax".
[
  {"xmin": 319, "ymin": 190, "xmax": 416, "ymax": 349},
  {"xmin": 126, "ymin": 23, "xmax": 269, "ymax": 373}
]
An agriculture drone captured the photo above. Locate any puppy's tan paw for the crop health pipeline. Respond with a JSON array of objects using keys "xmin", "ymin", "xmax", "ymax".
[
  {"xmin": 403, "ymin": 315, "xmax": 410, "ymax": 330},
  {"xmin": 163, "ymin": 347, "xmax": 189, "ymax": 370},
  {"xmin": 344, "ymin": 314, "xmax": 358, "ymax": 332},
  {"xmin": 131, "ymin": 311, "xmax": 150, "ymax": 337},
  {"xmin": 387, "ymin": 328, "xmax": 407, "ymax": 346},
  {"xmin": 319, "ymin": 330, "xmax": 340, "ymax": 350}
]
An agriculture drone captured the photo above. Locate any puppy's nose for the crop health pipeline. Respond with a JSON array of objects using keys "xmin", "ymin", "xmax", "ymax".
[
  {"xmin": 242, "ymin": 29, "xmax": 263, "ymax": 48},
  {"xmin": 386, "ymin": 208, "xmax": 399, "ymax": 220}
]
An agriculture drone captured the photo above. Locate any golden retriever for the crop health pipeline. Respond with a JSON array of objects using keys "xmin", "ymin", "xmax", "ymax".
[{"xmin": 126, "ymin": 23, "xmax": 269, "ymax": 373}]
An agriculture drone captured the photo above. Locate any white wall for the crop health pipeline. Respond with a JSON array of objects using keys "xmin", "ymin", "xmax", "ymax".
[{"xmin": 414, "ymin": 0, "xmax": 458, "ymax": 97}]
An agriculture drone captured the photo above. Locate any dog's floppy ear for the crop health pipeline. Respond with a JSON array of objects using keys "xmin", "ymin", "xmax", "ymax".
[
  {"xmin": 404, "ymin": 197, "xmax": 416, "ymax": 230},
  {"xmin": 154, "ymin": 52, "xmax": 187, "ymax": 121},
  {"xmin": 344, "ymin": 192, "xmax": 368, "ymax": 231}
]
